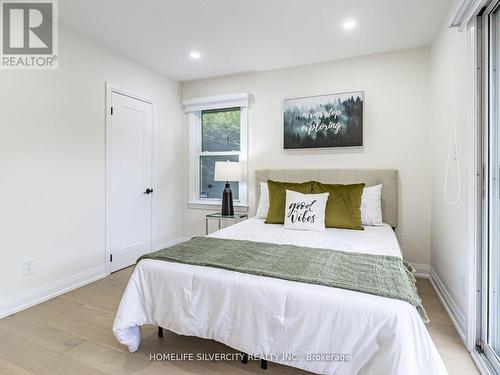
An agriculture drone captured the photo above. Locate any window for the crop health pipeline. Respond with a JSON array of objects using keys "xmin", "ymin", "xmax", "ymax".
[
  {"xmin": 200, "ymin": 108, "xmax": 240, "ymax": 199},
  {"xmin": 184, "ymin": 94, "xmax": 248, "ymax": 209}
]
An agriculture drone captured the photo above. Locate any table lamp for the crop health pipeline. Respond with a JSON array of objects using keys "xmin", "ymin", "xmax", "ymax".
[{"xmin": 214, "ymin": 161, "xmax": 241, "ymax": 216}]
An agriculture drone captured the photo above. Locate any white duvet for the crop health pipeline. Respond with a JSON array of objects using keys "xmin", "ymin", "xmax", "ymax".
[{"xmin": 113, "ymin": 219, "xmax": 448, "ymax": 375}]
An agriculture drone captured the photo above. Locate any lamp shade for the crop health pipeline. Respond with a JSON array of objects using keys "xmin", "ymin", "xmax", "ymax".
[{"xmin": 214, "ymin": 161, "xmax": 241, "ymax": 182}]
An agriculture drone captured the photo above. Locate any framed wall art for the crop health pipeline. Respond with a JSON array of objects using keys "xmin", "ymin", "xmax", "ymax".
[{"xmin": 283, "ymin": 91, "xmax": 364, "ymax": 149}]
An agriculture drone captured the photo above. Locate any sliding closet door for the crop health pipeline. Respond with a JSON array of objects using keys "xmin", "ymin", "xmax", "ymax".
[{"xmin": 485, "ymin": 3, "xmax": 500, "ymax": 371}]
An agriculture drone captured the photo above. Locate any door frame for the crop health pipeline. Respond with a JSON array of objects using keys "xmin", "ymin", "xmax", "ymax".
[
  {"xmin": 480, "ymin": 3, "xmax": 500, "ymax": 371},
  {"xmin": 468, "ymin": 13, "xmax": 485, "ymax": 354},
  {"xmin": 105, "ymin": 82, "xmax": 157, "ymax": 275},
  {"xmin": 473, "ymin": 3, "xmax": 500, "ymax": 373}
]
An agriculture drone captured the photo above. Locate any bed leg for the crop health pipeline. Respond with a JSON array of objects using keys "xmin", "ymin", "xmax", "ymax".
[
  {"xmin": 241, "ymin": 353, "xmax": 248, "ymax": 364},
  {"xmin": 158, "ymin": 326, "xmax": 163, "ymax": 338},
  {"xmin": 260, "ymin": 359, "xmax": 267, "ymax": 369}
]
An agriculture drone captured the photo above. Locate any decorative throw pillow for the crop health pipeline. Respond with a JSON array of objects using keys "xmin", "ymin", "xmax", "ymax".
[
  {"xmin": 255, "ymin": 182, "xmax": 270, "ymax": 219},
  {"xmin": 265, "ymin": 180, "xmax": 314, "ymax": 224},
  {"xmin": 311, "ymin": 182, "xmax": 365, "ymax": 230},
  {"xmin": 361, "ymin": 184, "xmax": 383, "ymax": 226},
  {"xmin": 284, "ymin": 190, "xmax": 329, "ymax": 231}
]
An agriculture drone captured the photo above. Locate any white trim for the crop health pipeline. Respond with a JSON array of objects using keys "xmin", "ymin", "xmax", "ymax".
[
  {"xmin": 449, "ymin": 0, "xmax": 489, "ymax": 30},
  {"xmin": 0, "ymin": 265, "xmax": 106, "ymax": 319},
  {"xmin": 466, "ymin": 17, "xmax": 483, "ymax": 353},
  {"xmin": 480, "ymin": 12, "xmax": 490, "ymax": 355},
  {"xmin": 430, "ymin": 266, "xmax": 467, "ymax": 343},
  {"xmin": 154, "ymin": 237, "xmax": 190, "ymax": 251},
  {"xmin": 105, "ymin": 83, "xmax": 157, "ymax": 275},
  {"xmin": 183, "ymin": 93, "xmax": 249, "ymax": 112},
  {"xmin": 188, "ymin": 111, "xmax": 202, "ymax": 206},
  {"xmin": 478, "ymin": 8, "xmax": 500, "ymax": 371},
  {"xmin": 410, "ymin": 262, "xmax": 430, "ymax": 278},
  {"xmin": 239, "ymin": 105, "xmax": 249, "ymax": 204}
]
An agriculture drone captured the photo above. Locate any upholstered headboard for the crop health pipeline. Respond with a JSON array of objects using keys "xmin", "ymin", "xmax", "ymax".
[{"xmin": 255, "ymin": 169, "xmax": 398, "ymax": 228}]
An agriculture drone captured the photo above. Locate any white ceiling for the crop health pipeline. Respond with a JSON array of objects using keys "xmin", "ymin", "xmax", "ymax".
[{"xmin": 60, "ymin": 0, "xmax": 453, "ymax": 81}]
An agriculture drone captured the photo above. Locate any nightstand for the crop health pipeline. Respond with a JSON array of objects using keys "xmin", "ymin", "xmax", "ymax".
[{"xmin": 205, "ymin": 213, "xmax": 248, "ymax": 234}]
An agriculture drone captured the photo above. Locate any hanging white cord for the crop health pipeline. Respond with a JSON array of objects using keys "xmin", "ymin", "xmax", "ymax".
[{"xmin": 443, "ymin": 33, "xmax": 461, "ymax": 205}]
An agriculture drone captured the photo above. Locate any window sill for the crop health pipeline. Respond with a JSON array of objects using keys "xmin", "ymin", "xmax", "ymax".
[{"xmin": 187, "ymin": 201, "xmax": 249, "ymax": 212}]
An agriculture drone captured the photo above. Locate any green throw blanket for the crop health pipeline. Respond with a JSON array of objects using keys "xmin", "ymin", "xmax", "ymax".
[{"xmin": 138, "ymin": 237, "xmax": 428, "ymax": 322}]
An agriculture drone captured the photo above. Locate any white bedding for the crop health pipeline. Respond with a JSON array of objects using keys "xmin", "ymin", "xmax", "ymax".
[
  {"xmin": 210, "ymin": 218, "xmax": 402, "ymax": 257},
  {"xmin": 113, "ymin": 218, "xmax": 448, "ymax": 375}
]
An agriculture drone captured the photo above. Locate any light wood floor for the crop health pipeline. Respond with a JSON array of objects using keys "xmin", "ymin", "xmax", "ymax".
[{"xmin": 0, "ymin": 268, "xmax": 480, "ymax": 375}]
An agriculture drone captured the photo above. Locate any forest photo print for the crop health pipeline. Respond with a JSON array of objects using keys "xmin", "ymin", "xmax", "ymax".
[{"xmin": 283, "ymin": 91, "xmax": 364, "ymax": 149}]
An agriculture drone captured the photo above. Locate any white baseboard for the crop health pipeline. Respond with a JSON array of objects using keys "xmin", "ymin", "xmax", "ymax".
[
  {"xmin": 0, "ymin": 237, "xmax": 189, "ymax": 319},
  {"xmin": 410, "ymin": 262, "xmax": 430, "ymax": 278},
  {"xmin": 0, "ymin": 264, "xmax": 106, "ymax": 319},
  {"xmin": 155, "ymin": 237, "xmax": 190, "ymax": 251},
  {"xmin": 429, "ymin": 266, "xmax": 467, "ymax": 343}
]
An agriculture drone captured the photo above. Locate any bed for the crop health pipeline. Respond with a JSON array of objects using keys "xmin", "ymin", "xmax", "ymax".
[{"xmin": 113, "ymin": 169, "xmax": 448, "ymax": 375}]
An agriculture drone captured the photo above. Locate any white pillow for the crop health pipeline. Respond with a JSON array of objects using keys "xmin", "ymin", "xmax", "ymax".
[
  {"xmin": 361, "ymin": 184, "xmax": 383, "ymax": 226},
  {"xmin": 255, "ymin": 182, "xmax": 269, "ymax": 218},
  {"xmin": 284, "ymin": 190, "xmax": 329, "ymax": 232}
]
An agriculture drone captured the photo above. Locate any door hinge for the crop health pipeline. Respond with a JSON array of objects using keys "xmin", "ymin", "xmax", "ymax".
[
  {"xmin": 110, "ymin": 106, "xmax": 113, "ymax": 115},
  {"xmin": 110, "ymin": 254, "xmax": 113, "ymax": 262},
  {"xmin": 476, "ymin": 340, "xmax": 485, "ymax": 354}
]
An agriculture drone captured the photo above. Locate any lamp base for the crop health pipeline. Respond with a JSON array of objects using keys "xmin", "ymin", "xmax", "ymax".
[{"xmin": 221, "ymin": 182, "xmax": 234, "ymax": 216}]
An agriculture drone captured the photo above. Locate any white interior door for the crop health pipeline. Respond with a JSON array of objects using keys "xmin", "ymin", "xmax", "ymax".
[{"xmin": 108, "ymin": 91, "xmax": 153, "ymax": 272}]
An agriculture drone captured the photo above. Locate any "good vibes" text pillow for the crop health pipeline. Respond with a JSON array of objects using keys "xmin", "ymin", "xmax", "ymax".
[{"xmin": 283, "ymin": 190, "xmax": 329, "ymax": 232}]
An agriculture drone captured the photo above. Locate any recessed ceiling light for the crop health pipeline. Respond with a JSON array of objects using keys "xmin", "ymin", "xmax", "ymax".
[
  {"xmin": 189, "ymin": 51, "xmax": 201, "ymax": 60},
  {"xmin": 342, "ymin": 20, "xmax": 357, "ymax": 30}
]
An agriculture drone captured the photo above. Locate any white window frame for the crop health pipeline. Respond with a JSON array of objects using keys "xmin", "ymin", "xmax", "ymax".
[{"xmin": 184, "ymin": 93, "xmax": 249, "ymax": 211}]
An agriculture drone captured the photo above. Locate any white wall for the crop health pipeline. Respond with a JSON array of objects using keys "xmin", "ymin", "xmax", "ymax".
[
  {"xmin": 0, "ymin": 27, "xmax": 182, "ymax": 311},
  {"xmin": 430, "ymin": 22, "xmax": 474, "ymax": 339},
  {"xmin": 181, "ymin": 47, "xmax": 432, "ymax": 265}
]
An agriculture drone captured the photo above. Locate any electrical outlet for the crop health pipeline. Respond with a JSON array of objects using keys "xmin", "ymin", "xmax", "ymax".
[{"xmin": 23, "ymin": 258, "xmax": 35, "ymax": 275}]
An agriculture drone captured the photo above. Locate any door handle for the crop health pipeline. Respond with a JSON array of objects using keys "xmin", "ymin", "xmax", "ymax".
[{"xmin": 143, "ymin": 188, "xmax": 153, "ymax": 195}]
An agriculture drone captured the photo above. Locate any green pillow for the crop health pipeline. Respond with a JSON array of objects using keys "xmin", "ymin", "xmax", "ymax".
[
  {"xmin": 265, "ymin": 180, "xmax": 313, "ymax": 224},
  {"xmin": 311, "ymin": 182, "xmax": 365, "ymax": 230}
]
